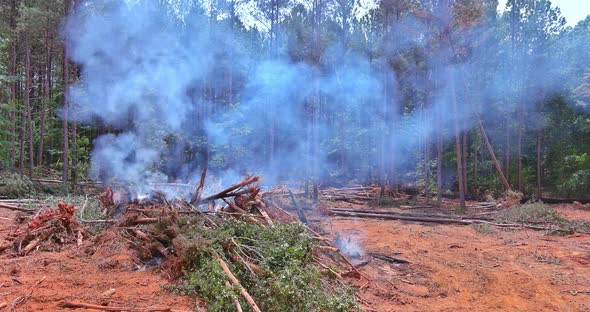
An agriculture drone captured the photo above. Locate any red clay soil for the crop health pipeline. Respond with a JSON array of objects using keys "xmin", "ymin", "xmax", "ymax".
[
  {"xmin": 324, "ymin": 204, "xmax": 590, "ymax": 312},
  {"xmin": 0, "ymin": 208, "xmax": 193, "ymax": 311},
  {"xmin": 3, "ymin": 201, "xmax": 590, "ymax": 312}
]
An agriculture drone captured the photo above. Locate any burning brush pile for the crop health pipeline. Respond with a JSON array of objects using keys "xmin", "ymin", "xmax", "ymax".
[{"xmin": 1, "ymin": 175, "xmax": 361, "ymax": 311}]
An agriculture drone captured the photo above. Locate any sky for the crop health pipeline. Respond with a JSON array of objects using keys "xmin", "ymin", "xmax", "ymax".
[{"xmin": 498, "ymin": 0, "xmax": 590, "ymax": 25}]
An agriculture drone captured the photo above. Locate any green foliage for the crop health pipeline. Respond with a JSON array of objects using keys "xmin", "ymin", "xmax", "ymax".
[
  {"xmin": 177, "ymin": 220, "xmax": 357, "ymax": 312},
  {"xmin": 0, "ymin": 171, "xmax": 34, "ymax": 198},
  {"xmin": 497, "ymin": 202, "xmax": 567, "ymax": 225},
  {"xmin": 553, "ymin": 153, "xmax": 590, "ymax": 198},
  {"xmin": 496, "ymin": 202, "xmax": 590, "ymax": 234},
  {"xmin": 471, "ymin": 223, "xmax": 495, "ymax": 235}
]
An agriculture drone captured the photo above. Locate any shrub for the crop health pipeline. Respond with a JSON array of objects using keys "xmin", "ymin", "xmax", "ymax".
[
  {"xmin": 0, "ymin": 171, "xmax": 34, "ymax": 198},
  {"xmin": 176, "ymin": 220, "xmax": 357, "ymax": 312}
]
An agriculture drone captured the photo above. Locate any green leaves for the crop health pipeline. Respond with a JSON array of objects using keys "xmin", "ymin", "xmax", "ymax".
[{"xmin": 178, "ymin": 220, "xmax": 357, "ymax": 312}]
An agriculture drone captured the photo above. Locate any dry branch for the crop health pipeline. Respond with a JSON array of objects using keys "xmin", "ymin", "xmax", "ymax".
[
  {"xmin": 59, "ymin": 301, "xmax": 180, "ymax": 311},
  {"xmin": 196, "ymin": 176, "xmax": 259, "ymax": 205},
  {"xmin": 214, "ymin": 252, "xmax": 262, "ymax": 312},
  {"xmin": 0, "ymin": 203, "xmax": 35, "ymax": 213},
  {"xmin": 331, "ymin": 209, "xmax": 590, "ymax": 233},
  {"xmin": 370, "ymin": 253, "xmax": 410, "ymax": 264},
  {"xmin": 225, "ymin": 281, "xmax": 244, "ymax": 312},
  {"xmin": 190, "ymin": 163, "xmax": 208, "ymax": 205}
]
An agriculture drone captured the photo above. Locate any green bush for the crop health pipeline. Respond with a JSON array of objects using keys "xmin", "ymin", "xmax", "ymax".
[
  {"xmin": 496, "ymin": 202, "xmax": 590, "ymax": 234},
  {"xmin": 0, "ymin": 171, "xmax": 35, "ymax": 198},
  {"xmin": 177, "ymin": 220, "xmax": 357, "ymax": 312}
]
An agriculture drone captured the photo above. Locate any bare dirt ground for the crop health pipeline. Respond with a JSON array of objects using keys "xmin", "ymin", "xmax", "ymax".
[
  {"xmin": 0, "ymin": 208, "xmax": 193, "ymax": 311},
  {"xmin": 322, "ymin": 204, "xmax": 590, "ymax": 312},
  {"xmin": 1, "ymin": 201, "xmax": 590, "ymax": 311}
]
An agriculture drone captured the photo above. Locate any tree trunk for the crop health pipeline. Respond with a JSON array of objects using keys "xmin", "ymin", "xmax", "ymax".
[
  {"xmin": 536, "ymin": 127, "xmax": 542, "ymax": 198},
  {"xmin": 473, "ymin": 137, "xmax": 479, "ymax": 196},
  {"xmin": 71, "ymin": 65, "xmax": 79, "ymax": 184},
  {"xmin": 475, "ymin": 113, "xmax": 512, "ymax": 191},
  {"xmin": 504, "ymin": 116, "xmax": 510, "ymax": 185},
  {"xmin": 450, "ymin": 69, "xmax": 466, "ymax": 211},
  {"xmin": 19, "ymin": 72, "xmax": 25, "ymax": 173},
  {"xmin": 62, "ymin": 0, "xmax": 71, "ymax": 184},
  {"xmin": 22, "ymin": 30, "xmax": 35, "ymax": 177},
  {"xmin": 8, "ymin": 1, "xmax": 19, "ymax": 168},
  {"xmin": 25, "ymin": 31, "xmax": 34, "ymax": 177},
  {"xmin": 536, "ymin": 97, "xmax": 543, "ymax": 198},
  {"xmin": 517, "ymin": 108, "xmax": 523, "ymax": 191},
  {"xmin": 423, "ymin": 68, "xmax": 432, "ymax": 202},
  {"xmin": 462, "ymin": 130, "xmax": 468, "ymax": 194},
  {"xmin": 38, "ymin": 13, "xmax": 52, "ymax": 167}
]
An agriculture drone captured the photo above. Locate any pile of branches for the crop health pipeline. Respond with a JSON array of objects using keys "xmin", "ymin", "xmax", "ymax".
[
  {"xmin": 0, "ymin": 200, "xmax": 89, "ymax": 255},
  {"xmin": 319, "ymin": 186, "xmax": 374, "ymax": 204},
  {"xmin": 92, "ymin": 175, "xmax": 363, "ymax": 310}
]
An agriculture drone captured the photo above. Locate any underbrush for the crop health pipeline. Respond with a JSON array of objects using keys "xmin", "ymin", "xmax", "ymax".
[
  {"xmin": 368, "ymin": 197, "xmax": 400, "ymax": 207},
  {"xmin": 172, "ymin": 219, "xmax": 357, "ymax": 312},
  {"xmin": 496, "ymin": 202, "xmax": 590, "ymax": 235},
  {"xmin": 471, "ymin": 224, "xmax": 495, "ymax": 235},
  {"xmin": 0, "ymin": 171, "xmax": 35, "ymax": 198}
]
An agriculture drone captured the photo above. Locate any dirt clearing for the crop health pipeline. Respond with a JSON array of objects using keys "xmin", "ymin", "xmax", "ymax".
[{"xmin": 321, "ymin": 204, "xmax": 590, "ymax": 312}]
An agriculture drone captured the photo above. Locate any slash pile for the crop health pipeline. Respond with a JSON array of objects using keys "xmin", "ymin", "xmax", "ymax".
[
  {"xmin": 0, "ymin": 175, "xmax": 362, "ymax": 311},
  {"xmin": 0, "ymin": 200, "xmax": 89, "ymax": 255}
]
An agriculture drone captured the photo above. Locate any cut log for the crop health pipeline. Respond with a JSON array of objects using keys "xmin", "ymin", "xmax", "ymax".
[
  {"xmin": 370, "ymin": 253, "xmax": 410, "ymax": 264},
  {"xmin": 59, "ymin": 301, "xmax": 178, "ymax": 311},
  {"xmin": 331, "ymin": 209, "xmax": 590, "ymax": 234},
  {"xmin": 331, "ymin": 210, "xmax": 474, "ymax": 225}
]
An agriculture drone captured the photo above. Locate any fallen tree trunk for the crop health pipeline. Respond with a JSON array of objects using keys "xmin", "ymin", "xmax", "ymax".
[
  {"xmin": 0, "ymin": 203, "xmax": 35, "ymax": 213},
  {"xmin": 330, "ymin": 208, "xmax": 494, "ymax": 221},
  {"xmin": 59, "ymin": 301, "xmax": 179, "ymax": 311},
  {"xmin": 331, "ymin": 210, "xmax": 474, "ymax": 225},
  {"xmin": 370, "ymin": 253, "xmax": 410, "ymax": 264},
  {"xmin": 331, "ymin": 210, "xmax": 590, "ymax": 234}
]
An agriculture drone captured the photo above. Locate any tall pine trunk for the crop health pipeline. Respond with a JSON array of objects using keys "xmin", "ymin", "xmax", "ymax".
[
  {"xmin": 19, "ymin": 70, "xmax": 25, "ymax": 173},
  {"xmin": 38, "ymin": 12, "xmax": 52, "ymax": 167},
  {"xmin": 517, "ymin": 107, "xmax": 523, "ymax": 191},
  {"xmin": 62, "ymin": 0, "xmax": 71, "ymax": 184},
  {"xmin": 450, "ymin": 68, "xmax": 466, "ymax": 211},
  {"xmin": 24, "ymin": 31, "xmax": 34, "ymax": 177},
  {"xmin": 536, "ymin": 97, "xmax": 543, "ymax": 198},
  {"xmin": 436, "ymin": 129, "xmax": 443, "ymax": 207},
  {"xmin": 8, "ymin": 0, "xmax": 19, "ymax": 168},
  {"xmin": 504, "ymin": 116, "xmax": 510, "ymax": 185}
]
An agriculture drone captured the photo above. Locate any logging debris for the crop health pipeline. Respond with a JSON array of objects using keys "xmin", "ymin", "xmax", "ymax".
[
  {"xmin": 1, "ymin": 175, "xmax": 361, "ymax": 311},
  {"xmin": 0, "ymin": 200, "xmax": 89, "ymax": 255}
]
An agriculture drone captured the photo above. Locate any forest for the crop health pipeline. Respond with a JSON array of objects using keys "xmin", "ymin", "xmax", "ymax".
[
  {"xmin": 0, "ymin": 0, "xmax": 589, "ymax": 311},
  {"xmin": 0, "ymin": 0, "xmax": 588, "ymax": 204}
]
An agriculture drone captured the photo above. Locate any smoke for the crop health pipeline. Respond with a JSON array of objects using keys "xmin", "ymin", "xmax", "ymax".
[{"xmin": 63, "ymin": 0, "xmax": 580, "ymax": 193}]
